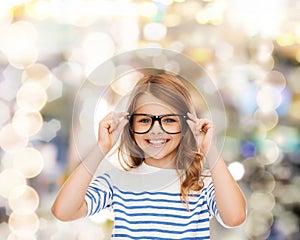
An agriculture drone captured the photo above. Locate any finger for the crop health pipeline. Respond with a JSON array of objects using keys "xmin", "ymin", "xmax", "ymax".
[
  {"xmin": 113, "ymin": 118, "xmax": 128, "ymax": 138},
  {"xmin": 110, "ymin": 112, "xmax": 128, "ymax": 133},
  {"xmin": 188, "ymin": 113, "xmax": 208, "ymax": 135},
  {"xmin": 187, "ymin": 119, "xmax": 202, "ymax": 137},
  {"xmin": 101, "ymin": 111, "xmax": 114, "ymax": 122},
  {"xmin": 197, "ymin": 119, "xmax": 213, "ymax": 133},
  {"xmin": 187, "ymin": 112, "xmax": 200, "ymax": 134},
  {"xmin": 104, "ymin": 120, "xmax": 113, "ymax": 133},
  {"xmin": 187, "ymin": 112, "xmax": 197, "ymax": 122},
  {"xmin": 186, "ymin": 119, "xmax": 196, "ymax": 133},
  {"xmin": 200, "ymin": 119, "xmax": 214, "ymax": 133}
]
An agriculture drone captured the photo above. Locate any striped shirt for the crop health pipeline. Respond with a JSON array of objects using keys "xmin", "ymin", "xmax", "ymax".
[{"xmin": 85, "ymin": 162, "xmax": 228, "ymax": 239}]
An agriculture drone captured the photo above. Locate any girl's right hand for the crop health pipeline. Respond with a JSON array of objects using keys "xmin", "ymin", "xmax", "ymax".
[{"xmin": 97, "ymin": 112, "xmax": 128, "ymax": 155}]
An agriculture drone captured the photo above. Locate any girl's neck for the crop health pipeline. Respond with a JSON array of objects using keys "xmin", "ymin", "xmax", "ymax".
[{"xmin": 144, "ymin": 157, "xmax": 176, "ymax": 169}]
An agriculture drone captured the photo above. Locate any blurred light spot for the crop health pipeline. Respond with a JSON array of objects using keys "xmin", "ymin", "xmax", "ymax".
[
  {"xmin": 136, "ymin": 46, "xmax": 162, "ymax": 58},
  {"xmin": 46, "ymin": 76, "xmax": 63, "ymax": 102},
  {"xmin": 0, "ymin": 124, "xmax": 28, "ymax": 153},
  {"xmin": 8, "ymin": 210, "xmax": 39, "ymax": 237},
  {"xmin": 152, "ymin": 54, "xmax": 181, "ymax": 74},
  {"xmin": 0, "ymin": 65, "xmax": 22, "ymax": 101},
  {"xmin": 88, "ymin": 60, "xmax": 116, "ymax": 86},
  {"xmin": 241, "ymin": 140, "xmax": 256, "ymax": 158},
  {"xmin": 82, "ymin": 32, "xmax": 115, "ymax": 75},
  {"xmin": 256, "ymin": 86, "xmax": 282, "ymax": 111},
  {"xmin": 16, "ymin": 82, "xmax": 47, "ymax": 111},
  {"xmin": 33, "ymin": 119, "xmax": 61, "ymax": 142},
  {"xmin": 195, "ymin": 4, "xmax": 224, "ymax": 25},
  {"xmin": 277, "ymin": 32, "xmax": 296, "ymax": 46},
  {"xmin": 0, "ymin": 169, "xmax": 26, "ymax": 199},
  {"xmin": 245, "ymin": 209, "xmax": 273, "ymax": 238},
  {"xmin": 8, "ymin": 46, "xmax": 38, "ymax": 70},
  {"xmin": 115, "ymin": 64, "xmax": 133, "ymax": 76},
  {"xmin": 110, "ymin": 17, "xmax": 140, "ymax": 50},
  {"xmin": 25, "ymin": 0, "xmax": 51, "ymax": 20},
  {"xmin": 249, "ymin": 191, "xmax": 275, "ymax": 211},
  {"xmin": 0, "ymin": 21, "xmax": 37, "ymax": 51},
  {"xmin": 22, "ymin": 63, "xmax": 52, "ymax": 89},
  {"xmin": 263, "ymin": 71, "xmax": 286, "ymax": 91},
  {"xmin": 94, "ymin": 98, "xmax": 110, "ymax": 137},
  {"xmin": 215, "ymin": 42, "xmax": 233, "ymax": 61},
  {"xmin": 272, "ymin": 164, "xmax": 292, "ymax": 181},
  {"xmin": 276, "ymin": 87, "xmax": 291, "ymax": 116},
  {"xmin": 228, "ymin": 79, "xmax": 258, "ymax": 115},
  {"xmin": 274, "ymin": 181, "xmax": 297, "ymax": 206},
  {"xmin": 227, "ymin": 0, "xmax": 283, "ymax": 38},
  {"xmin": 255, "ymin": 41, "xmax": 274, "ymax": 63},
  {"xmin": 268, "ymin": 125, "xmax": 299, "ymax": 153},
  {"xmin": 228, "ymin": 162, "xmax": 245, "ymax": 181},
  {"xmin": 158, "ymin": 0, "xmax": 173, "ymax": 5},
  {"xmin": 187, "ymin": 48, "xmax": 213, "ymax": 63},
  {"xmin": 250, "ymin": 170, "xmax": 275, "ymax": 193},
  {"xmin": 1, "ymin": 152, "xmax": 15, "ymax": 170},
  {"xmin": 164, "ymin": 60, "xmax": 181, "ymax": 74},
  {"xmin": 164, "ymin": 14, "xmax": 181, "ymax": 27},
  {"xmin": 143, "ymin": 22, "xmax": 167, "ymax": 41},
  {"xmin": 0, "ymin": 100, "xmax": 10, "ymax": 126},
  {"xmin": 79, "ymin": 95, "xmax": 99, "ymax": 133},
  {"xmin": 111, "ymin": 71, "xmax": 142, "ymax": 96},
  {"xmin": 152, "ymin": 54, "xmax": 168, "ymax": 69},
  {"xmin": 296, "ymin": 50, "xmax": 300, "ymax": 63},
  {"xmin": 254, "ymin": 109, "xmax": 278, "ymax": 130},
  {"xmin": 1, "ymin": 21, "xmax": 38, "ymax": 69},
  {"xmin": 138, "ymin": 2, "xmax": 158, "ymax": 18},
  {"xmin": 12, "ymin": 110, "xmax": 43, "ymax": 137},
  {"xmin": 38, "ymin": 143, "xmax": 57, "ymax": 173},
  {"xmin": 287, "ymin": 67, "xmax": 300, "ymax": 94},
  {"xmin": 0, "ymin": 7, "xmax": 13, "ymax": 25},
  {"xmin": 222, "ymin": 137, "xmax": 240, "ymax": 160},
  {"xmin": 274, "ymin": 211, "xmax": 299, "ymax": 236},
  {"xmin": 13, "ymin": 147, "xmax": 44, "ymax": 178},
  {"xmin": 260, "ymin": 139, "xmax": 281, "ymax": 165},
  {"xmin": 8, "ymin": 185, "xmax": 39, "ymax": 212},
  {"xmin": 52, "ymin": 61, "xmax": 83, "ymax": 86},
  {"xmin": 289, "ymin": 98, "xmax": 300, "ymax": 120},
  {"xmin": 169, "ymin": 41, "xmax": 184, "ymax": 52}
]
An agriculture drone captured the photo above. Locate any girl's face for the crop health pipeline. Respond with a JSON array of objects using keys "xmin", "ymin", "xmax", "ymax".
[{"xmin": 132, "ymin": 93, "xmax": 183, "ymax": 168}]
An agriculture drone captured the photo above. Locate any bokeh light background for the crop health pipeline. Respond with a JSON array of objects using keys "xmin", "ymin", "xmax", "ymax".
[{"xmin": 0, "ymin": 0, "xmax": 300, "ymax": 239}]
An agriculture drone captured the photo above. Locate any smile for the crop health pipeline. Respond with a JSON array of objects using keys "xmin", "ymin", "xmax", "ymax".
[{"xmin": 146, "ymin": 139, "xmax": 170, "ymax": 147}]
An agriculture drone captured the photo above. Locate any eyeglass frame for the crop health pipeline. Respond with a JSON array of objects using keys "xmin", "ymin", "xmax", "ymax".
[{"xmin": 127, "ymin": 113, "xmax": 188, "ymax": 134}]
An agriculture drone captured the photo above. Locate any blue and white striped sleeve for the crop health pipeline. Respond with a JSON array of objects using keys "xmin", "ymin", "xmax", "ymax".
[
  {"xmin": 84, "ymin": 173, "xmax": 113, "ymax": 216},
  {"xmin": 206, "ymin": 180, "xmax": 232, "ymax": 228}
]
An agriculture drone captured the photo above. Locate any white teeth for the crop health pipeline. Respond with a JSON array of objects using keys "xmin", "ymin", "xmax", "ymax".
[{"xmin": 149, "ymin": 139, "xmax": 166, "ymax": 144}]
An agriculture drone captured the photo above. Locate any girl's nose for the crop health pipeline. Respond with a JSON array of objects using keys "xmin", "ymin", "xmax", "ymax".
[{"xmin": 150, "ymin": 121, "xmax": 163, "ymax": 134}]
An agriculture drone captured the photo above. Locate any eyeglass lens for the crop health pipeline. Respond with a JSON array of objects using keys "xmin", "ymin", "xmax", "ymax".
[{"xmin": 129, "ymin": 114, "xmax": 185, "ymax": 134}]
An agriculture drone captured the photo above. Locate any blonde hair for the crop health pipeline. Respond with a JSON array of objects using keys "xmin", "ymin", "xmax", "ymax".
[{"xmin": 118, "ymin": 72, "xmax": 204, "ymax": 207}]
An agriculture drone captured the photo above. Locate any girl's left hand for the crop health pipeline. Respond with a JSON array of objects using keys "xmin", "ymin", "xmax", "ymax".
[{"xmin": 186, "ymin": 112, "xmax": 216, "ymax": 156}]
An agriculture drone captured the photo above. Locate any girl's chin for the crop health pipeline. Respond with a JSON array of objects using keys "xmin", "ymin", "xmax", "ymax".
[{"xmin": 144, "ymin": 152, "xmax": 165, "ymax": 160}]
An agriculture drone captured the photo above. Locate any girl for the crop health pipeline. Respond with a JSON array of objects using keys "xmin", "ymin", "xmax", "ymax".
[{"xmin": 52, "ymin": 72, "xmax": 246, "ymax": 239}]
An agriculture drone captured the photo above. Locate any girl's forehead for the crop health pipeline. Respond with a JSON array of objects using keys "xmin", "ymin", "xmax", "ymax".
[{"xmin": 134, "ymin": 93, "xmax": 176, "ymax": 113}]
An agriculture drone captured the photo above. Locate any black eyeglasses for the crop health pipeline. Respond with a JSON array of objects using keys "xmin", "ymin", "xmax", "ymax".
[{"xmin": 127, "ymin": 113, "xmax": 187, "ymax": 134}]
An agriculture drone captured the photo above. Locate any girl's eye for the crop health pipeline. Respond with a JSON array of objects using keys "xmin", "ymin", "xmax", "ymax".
[
  {"xmin": 138, "ymin": 118, "xmax": 151, "ymax": 124},
  {"xmin": 163, "ymin": 117, "xmax": 177, "ymax": 123}
]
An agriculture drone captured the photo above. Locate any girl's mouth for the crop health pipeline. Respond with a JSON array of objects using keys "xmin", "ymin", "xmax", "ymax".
[{"xmin": 145, "ymin": 139, "xmax": 170, "ymax": 147}]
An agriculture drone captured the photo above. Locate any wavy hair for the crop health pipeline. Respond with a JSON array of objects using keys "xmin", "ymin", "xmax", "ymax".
[{"xmin": 118, "ymin": 72, "xmax": 204, "ymax": 207}]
